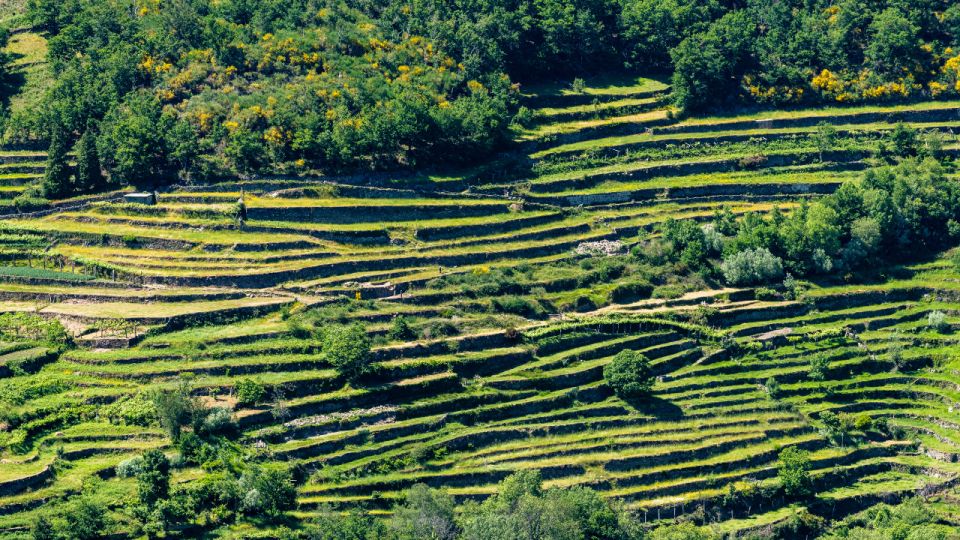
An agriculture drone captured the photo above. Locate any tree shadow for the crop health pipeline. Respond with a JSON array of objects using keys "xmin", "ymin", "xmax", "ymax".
[
  {"xmin": 622, "ymin": 395, "xmax": 684, "ymax": 420},
  {"xmin": 0, "ymin": 49, "xmax": 28, "ymax": 114}
]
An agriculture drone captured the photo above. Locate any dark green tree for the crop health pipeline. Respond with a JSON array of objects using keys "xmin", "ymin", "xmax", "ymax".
[
  {"xmin": 150, "ymin": 377, "xmax": 197, "ymax": 441},
  {"xmin": 325, "ymin": 324, "xmax": 373, "ymax": 382},
  {"xmin": 777, "ymin": 446, "xmax": 812, "ymax": 497},
  {"xmin": 30, "ymin": 515, "xmax": 56, "ymax": 540},
  {"xmin": 865, "ymin": 8, "xmax": 922, "ymax": 77},
  {"xmin": 73, "ymin": 123, "xmax": 105, "ymax": 194},
  {"xmin": 238, "ymin": 466, "xmax": 297, "ymax": 518},
  {"xmin": 391, "ymin": 484, "xmax": 458, "ymax": 540},
  {"xmin": 137, "ymin": 449, "xmax": 171, "ymax": 509},
  {"xmin": 65, "ymin": 495, "xmax": 109, "ymax": 540},
  {"xmin": 603, "ymin": 350, "xmax": 654, "ymax": 399},
  {"xmin": 99, "ymin": 91, "xmax": 172, "ymax": 186},
  {"xmin": 42, "ymin": 123, "xmax": 72, "ymax": 199}
]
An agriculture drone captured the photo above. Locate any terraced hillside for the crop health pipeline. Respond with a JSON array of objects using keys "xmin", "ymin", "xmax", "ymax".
[{"xmin": 2, "ymin": 75, "xmax": 960, "ymax": 538}]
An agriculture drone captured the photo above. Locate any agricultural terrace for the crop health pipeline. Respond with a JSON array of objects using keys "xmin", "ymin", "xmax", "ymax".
[{"xmin": 1, "ymin": 75, "xmax": 960, "ymax": 538}]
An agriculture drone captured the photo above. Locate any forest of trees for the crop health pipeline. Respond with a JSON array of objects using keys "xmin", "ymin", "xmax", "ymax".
[{"xmin": 8, "ymin": 0, "xmax": 960, "ymax": 193}]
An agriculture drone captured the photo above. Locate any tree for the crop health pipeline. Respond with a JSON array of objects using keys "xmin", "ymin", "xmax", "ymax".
[
  {"xmin": 239, "ymin": 466, "xmax": 297, "ymax": 518},
  {"xmin": 235, "ymin": 378, "xmax": 266, "ymax": 406},
  {"xmin": 865, "ymin": 8, "xmax": 922, "ymax": 77},
  {"xmin": 812, "ymin": 121, "xmax": 837, "ymax": 162},
  {"xmin": 808, "ymin": 354, "xmax": 829, "ymax": 382},
  {"xmin": 150, "ymin": 378, "xmax": 197, "ymax": 440},
  {"xmin": 30, "ymin": 515, "xmax": 56, "ymax": 540},
  {"xmin": 778, "ymin": 446, "xmax": 812, "ymax": 497},
  {"xmin": 603, "ymin": 350, "xmax": 654, "ymax": 399},
  {"xmin": 670, "ymin": 11, "xmax": 755, "ymax": 112},
  {"xmin": 325, "ymin": 324, "xmax": 373, "ymax": 382},
  {"xmin": 42, "ymin": 123, "xmax": 72, "ymax": 199},
  {"xmin": 721, "ymin": 247, "xmax": 784, "ymax": 285},
  {"xmin": 137, "ymin": 449, "xmax": 170, "ymax": 509},
  {"xmin": 65, "ymin": 495, "xmax": 109, "ymax": 540},
  {"xmin": 391, "ymin": 484, "xmax": 458, "ymax": 540},
  {"xmin": 99, "ymin": 90, "xmax": 173, "ymax": 186},
  {"xmin": 888, "ymin": 122, "xmax": 919, "ymax": 158},
  {"xmin": 458, "ymin": 470, "xmax": 637, "ymax": 540},
  {"xmin": 649, "ymin": 522, "xmax": 717, "ymax": 540},
  {"xmin": 308, "ymin": 508, "xmax": 388, "ymax": 540},
  {"xmin": 389, "ymin": 315, "xmax": 417, "ymax": 341},
  {"xmin": 73, "ymin": 123, "xmax": 106, "ymax": 194}
]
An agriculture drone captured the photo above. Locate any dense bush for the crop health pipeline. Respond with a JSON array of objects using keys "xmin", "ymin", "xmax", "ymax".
[
  {"xmin": 324, "ymin": 324, "xmax": 373, "ymax": 382},
  {"xmin": 720, "ymin": 247, "xmax": 784, "ymax": 286},
  {"xmin": 714, "ymin": 159, "xmax": 960, "ymax": 281},
  {"xmin": 778, "ymin": 446, "xmax": 812, "ymax": 497},
  {"xmin": 603, "ymin": 349, "xmax": 654, "ymax": 399},
  {"xmin": 16, "ymin": 0, "xmax": 960, "ymax": 192},
  {"xmin": 235, "ymin": 378, "xmax": 266, "ymax": 406}
]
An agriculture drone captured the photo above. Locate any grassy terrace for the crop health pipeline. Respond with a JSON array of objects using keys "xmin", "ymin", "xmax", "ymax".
[{"xmin": 4, "ymin": 74, "xmax": 960, "ymax": 537}]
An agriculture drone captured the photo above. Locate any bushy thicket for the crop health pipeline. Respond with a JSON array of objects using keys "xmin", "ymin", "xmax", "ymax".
[
  {"xmin": 19, "ymin": 0, "xmax": 521, "ymax": 188},
  {"xmin": 643, "ymin": 158, "xmax": 960, "ymax": 287},
  {"xmin": 13, "ymin": 0, "xmax": 960, "ymax": 195}
]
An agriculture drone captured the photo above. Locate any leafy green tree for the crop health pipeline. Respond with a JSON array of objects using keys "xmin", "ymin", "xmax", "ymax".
[
  {"xmin": 619, "ymin": 0, "xmax": 720, "ymax": 70},
  {"xmin": 150, "ymin": 378, "xmax": 197, "ymax": 441},
  {"xmin": 30, "ymin": 515, "xmax": 56, "ymax": 540},
  {"xmin": 73, "ymin": 124, "xmax": 106, "ymax": 194},
  {"xmin": 137, "ymin": 449, "xmax": 171, "ymax": 509},
  {"xmin": 239, "ymin": 466, "xmax": 297, "ymax": 518},
  {"xmin": 812, "ymin": 121, "xmax": 838, "ymax": 162},
  {"xmin": 235, "ymin": 378, "xmax": 266, "ymax": 406},
  {"xmin": 65, "ymin": 495, "xmax": 109, "ymax": 540},
  {"xmin": 308, "ymin": 508, "xmax": 388, "ymax": 540},
  {"xmin": 458, "ymin": 470, "xmax": 636, "ymax": 540},
  {"xmin": 778, "ymin": 446, "xmax": 812, "ymax": 497},
  {"xmin": 888, "ymin": 122, "xmax": 919, "ymax": 158},
  {"xmin": 42, "ymin": 123, "xmax": 72, "ymax": 199},
  {"xmin": 721, "ymin": 248, "xmax": 784, "ymax": 285},
  {"xmin": 325, "ymin": 324, "xmax": 373, "ymax": 382},
  {"xmin": 865, "ymin": 8, "xmax": 922, "ymax": 77},
  {"xmin": 389, "ymin": 315, "xmax": 417, "ymax": 341},
  {"xmin": 603, "ymin": 349, "xmax": 654, "ymax": 399},
  {"xmin": 808, "ymin": 354, "xmax": 829, "ymax": 382},
  {"xmin": 391, "ymin": 484, "xmax": 458, "ymax": 540},
  {"xmin": 649, "ymin": 522, "xmax": 717, "ymax": 540},
  {"xmin": 99, "ymin": 91, "xmax": 173, "ymax": 186},
  {"xmin": 671, "ymin": 11, "xmax": 755, "ymax": 112}
]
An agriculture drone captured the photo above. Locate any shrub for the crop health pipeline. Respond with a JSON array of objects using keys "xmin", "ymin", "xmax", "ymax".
[
  {"xmin": 738, "ymin": 154, "xmax": 768, "ymax": 169},
  {"xmin": 235, "ymin": 378, "xmax": 266, "ymax": 406},
  {"xmin": 808, "ymin": 354, "xmax": 829, "ymax": 381},
  {"xmin": 721, "ymin": 248, "xmax": 784, "ymax": 285},
  {"xmin": 239, "ymin": 466, "xmax": 297, "ymax": 518},
  {"xmin": 324, "ymin": 324, "xmax": 372, "ymax": 382},
  {"xmin": 603, "ymin": 350, "xmax": 653, "ymax": 399},
  {"xmin": 777, "ymin": 446, "xmax": 812, "ymax": 497},
  {"xmin": 116, "ymin": 456, "xmax": 145, "ymax": 478},
  {"xmin": 200, "ymin": 407, "xmax": 237, "ymax": 436},
  {"xmin": 854, "ymin": 414, "xmax": 873, "ymax": 431},
  {"xmin": 389, "ymin": 315, "xmax": 417, "ymax": 341},
  {"xmin": 765, "ymin": 377, "xmax": 782, "ymax": 399},
  {"xmin": 927, "ymin": 311, "xmax": 949, "ymax": 333},
  {"xmin": 137, "ymin": 449, "xmax": 170, "ymax": 508}
]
